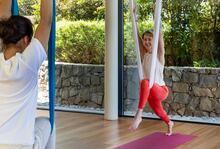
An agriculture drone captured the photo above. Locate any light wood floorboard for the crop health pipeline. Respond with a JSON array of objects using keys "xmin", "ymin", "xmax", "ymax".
[{"xmin": 37, "ymin": 110, "xmax": 220, "ymax": 149}]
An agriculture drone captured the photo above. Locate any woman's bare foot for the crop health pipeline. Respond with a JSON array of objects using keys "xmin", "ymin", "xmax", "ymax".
[
  {"xmin": 129, "ymin": 117, "xmax": 142, "ymax": 131},
  {"xmin": 166, "ymin": 121, "xmax": 174, "ymax": 136},
  {"xmin": 129, "ymin": 109, "xmax": 143, "ymax": 131}
]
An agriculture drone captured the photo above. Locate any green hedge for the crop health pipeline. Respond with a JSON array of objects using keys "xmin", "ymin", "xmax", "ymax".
[
  {"xmin": 56, "ymin": 20, "xmax": 105, "ymax": 64},
  {"xmin": 56, "ymin": 20, "xmax": 220, "ymax": 67},
  {"xmin": 56, "ymin": 20, "xmax": 168, "ymax": 65}
]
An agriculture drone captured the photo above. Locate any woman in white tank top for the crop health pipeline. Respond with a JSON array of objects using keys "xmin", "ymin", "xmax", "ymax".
[{"xmin": 129, "ymin": 28, "xmax": 174, "ymax": 136}]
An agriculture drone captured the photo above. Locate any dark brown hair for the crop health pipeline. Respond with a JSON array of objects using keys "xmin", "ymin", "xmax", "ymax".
[{"xmin": 0, "ymin": 15, "xmax": 33, "ymax": 45}]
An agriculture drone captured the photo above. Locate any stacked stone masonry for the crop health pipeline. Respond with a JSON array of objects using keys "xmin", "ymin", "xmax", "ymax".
[{"xmin": 39, "ymin": 62, "xmax": 220, "ymax": 117}]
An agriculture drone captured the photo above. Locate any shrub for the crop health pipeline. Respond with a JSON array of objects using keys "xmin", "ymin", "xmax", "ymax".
[
  {"xmin": 56, "ymin": 20, "xmax": 170, "ymax": 65},
  {"xmin": 56, "ymin": 20, "xmax": 105, "ymax": 64},
  {"xmin": 57, "ymin": 0, "xmax": 104, "ymax": 21},
  {"xmin": 56, "ymin": 20, "xmax": 219, "ymax": 67}
]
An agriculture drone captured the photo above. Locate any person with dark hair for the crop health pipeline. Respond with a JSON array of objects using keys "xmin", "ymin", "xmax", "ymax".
[
  {"xmin": 0, "ymin": 0, "xmax": 55, "ymax": 149},
  {"xmin": 0, "ymin": 15, "xmax": 33, "ymax": 53},
  {"xmin": 129, "ymin": 5, "xmax": 174, "ymax": 136}
]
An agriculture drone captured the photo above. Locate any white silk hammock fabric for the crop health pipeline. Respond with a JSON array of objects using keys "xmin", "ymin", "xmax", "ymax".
[
  {"xmin": 130, "ymin": 0, "xmax": 163, "ymax": 88},
  {"xmin": 130, "ymin": 0, "xmax": 144, "ymax": 81}
]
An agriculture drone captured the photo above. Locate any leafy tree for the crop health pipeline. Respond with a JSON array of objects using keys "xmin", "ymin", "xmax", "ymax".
[{"xmin": 124, "ymin": 0, "xmax": 220, "ymax": 66}]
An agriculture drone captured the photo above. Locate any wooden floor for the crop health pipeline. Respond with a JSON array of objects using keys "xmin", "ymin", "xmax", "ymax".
[{"xmin": 37, "ymin": 110, "xmax": 220, "ymax": 149}]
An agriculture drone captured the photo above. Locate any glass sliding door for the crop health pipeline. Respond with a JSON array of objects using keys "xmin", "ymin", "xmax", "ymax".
[
  {"xmin": 37, "ymin": 0, "xmax": 105, "ymax": 113},
  {"xmin": 122, "ymin": 0, "xmax": 220, "ymax": 124},
  {"xmin": 122, "ymin": 0, "xmax": 155, "ymax": 117}
]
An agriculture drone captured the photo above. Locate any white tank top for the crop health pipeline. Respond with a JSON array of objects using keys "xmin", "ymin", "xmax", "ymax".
[{"xmin": 142, "ymin": 53, "xmax": 165, "ymax": 86}]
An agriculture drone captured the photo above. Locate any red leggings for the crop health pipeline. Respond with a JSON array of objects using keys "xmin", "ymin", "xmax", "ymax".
[{"xmin": 138, "ymin": 79, "xmax": 170, "ymax": 124}]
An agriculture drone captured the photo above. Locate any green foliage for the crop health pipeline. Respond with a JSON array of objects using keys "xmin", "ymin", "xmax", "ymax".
[
  {"xmin": 18, "ymin": 0, "xmax": 220, "ymax": 67},
  {"xmin": 31, "ymin": 3, "xmax": 40, "ymax": 23},
  {"xmin": 123, "ymin": 0, "xmax": 154, "ymax": 22},
  {"xmin": 56, "ymin": 20, "xmax": 169, "ymax": 65},
  {"xmin": 18, "ymin": 0, "xmax": 40, "ymax": 24},
  {"xmin": 193, "ymin": 59, "xmax": 220, "ymax": 67},
  {"xmin": 124, "ymin": 0, "xmax": 220, "ymax": 67},
  {"xmin": 56, "ymin": 20, "xmax": 105, "ymax": 64},
  {"xmin": 57, "ymin": 0, "xmax": 104, "ymax": 21},
  {"xmin": 18, "ymin": 0, "xmax": 38, "ymax": 16},
  {"xmin": 164, "ymin": 0, "xmax": 220, "ymax": 66}
]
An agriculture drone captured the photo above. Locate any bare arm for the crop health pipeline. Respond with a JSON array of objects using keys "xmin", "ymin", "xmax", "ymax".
[
  {"xmin": 34, "ymin": 0, "xmax": 53, "ymax": 50},
  {"xmin": 134, "ymin": 12, "xmax": 145, "ymax": 61},
  {"xmin": 157, "ymin": 31, "xmax": 165, "ymax": 65},
  {"xmin": 0, "ymin": 0, "xmax": 11, "ymax": 20}
]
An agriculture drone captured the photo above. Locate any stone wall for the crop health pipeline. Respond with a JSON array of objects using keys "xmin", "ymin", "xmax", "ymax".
[
  {"xmin": 39, "ymin": 62, "xmax": 104, "ymax": 108},
  {"xmin": 39, "ymin": 62, "xmax": 220, "ymax": 117},
  {"xmin": 123, "ymin": 66, "xmax": 220, "ymax": 117}
]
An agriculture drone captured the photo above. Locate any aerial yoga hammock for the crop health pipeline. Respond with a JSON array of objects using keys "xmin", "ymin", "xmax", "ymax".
[
  {"xmin": 129, "ymin": 0, "xmax": 174, "ymax": 135},
  {"xmin": 12, "ymin": 0, "xmax": 56, "ymax": 132},
  {"xmin": 130, "ymin": 0, "xmax": 162, "ymax": 86}
]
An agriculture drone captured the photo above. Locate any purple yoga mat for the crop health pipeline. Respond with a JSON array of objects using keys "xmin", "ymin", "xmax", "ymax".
[{"xmin": 115, "ymin": 132, "xmax": 195, "ymax": 149}]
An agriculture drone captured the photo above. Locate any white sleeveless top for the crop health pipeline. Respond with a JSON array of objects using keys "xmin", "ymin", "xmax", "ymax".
[{"xmin": 142, "ymin": 53, "xmax": 165, "ymax": 86}]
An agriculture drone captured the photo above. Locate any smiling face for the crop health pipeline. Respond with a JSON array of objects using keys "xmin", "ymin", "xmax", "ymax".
[{"xmin": 142, "ymin": 31, "xmax": 153, "ymax": 53}]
